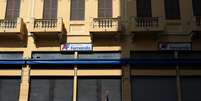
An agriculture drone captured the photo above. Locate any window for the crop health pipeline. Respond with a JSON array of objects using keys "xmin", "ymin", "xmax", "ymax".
[
  {"xmin": 130, "ymin": 51, "xmax": 174, "ymax": 59},
  {"xmin": 32, "ymin": 53, "xmax": 74, "ymax": 60},
  {"xmin": 78, "ymin": 78, "xmax": 121, "ymax": 101},
  {"xmin": 43, "ymin": 0, "xmax": 58, "ymax": 19},
  {"xmin": 98, "ymin": 0, "xmax": 113, "ymax": 17},
  {"xmin": 70, "ymin": 0, "xmax": 85, "ymax": 20},
  {"xmin": 5, "ymin": 0, "xmax": 21, "ymax": 19},
  {"xmin": 78, "ymin": 52, "xmax": 121, "ymax": 59},
  {"xmin": 164, "ymin": 0, "xmax": 180, "ymax": 19},
  {"xmin": 136, "ymin": 0, "xmax": 152, "ymax": 17},
  {"xmin": 192, "ymin": 0, "xmax": 201, "ymax": 16}
]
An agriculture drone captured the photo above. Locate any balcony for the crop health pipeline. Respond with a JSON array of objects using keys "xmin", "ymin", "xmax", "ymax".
[
  {"xmin": 30, "ymin": 18, "xmax": 64, "ymax": 33},
  {"xmin": 0, "ymin": 18, "xmax": 26, "ymax": 39},
  {"xmin": 192, "ymin": 16, "xmax": 201, "ymax": 32},
  {"xmin": 90, "ymin": 17, "xmax": 121, "ymax": 32},
  {"xmin": 130, "ymin": 17, "xmax": 165, "ymax": 32}
]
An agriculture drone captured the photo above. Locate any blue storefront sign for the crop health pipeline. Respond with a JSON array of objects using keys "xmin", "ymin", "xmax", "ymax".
[
  {"xmin": 61, "ymin": 44, "xmax": 92, "ymax": 51},
  {"xmin": 159, "ymin": 43, "xmax": 192, "ymax": 51}
]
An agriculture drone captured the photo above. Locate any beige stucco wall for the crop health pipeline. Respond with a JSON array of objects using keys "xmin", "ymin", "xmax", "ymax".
[
  {"xmin": 0, "ymin": 0, "xmax": 200, "ymax": 51},
  {"xmin": 0, "ymin": 0, "xmax": 201, "ymax": 101}
]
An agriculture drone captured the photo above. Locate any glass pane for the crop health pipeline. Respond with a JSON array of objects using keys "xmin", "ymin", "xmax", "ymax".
[
  {"xmin": 43, "ymin": 0, "xmax": 57, "ymax": 19},
  {"xmin": 32, "ymin": 53, "xmax": 74, "ymax": 59},
  {"xmin": 5, "ymin": 0, "xmax": 21, "ymax": 19},
  {"xmin": 165, "ymin": 0, "xmax": 180, "ymax": 19},
  {"xmin": 136, "ymin": 0, "xmax": 152, "ymax": 17},
  {"xmin": 70, "ymin": 0, "xmax": 85, "ymax": 20},
  {"xmin": 131, "ymin": 51, "xmax": 174, "ymax": 59},
  {"xmin": 79, "ymin": 52, "xmax": 121, "ymax": 59},
  {"xmin": 192, "ymin": 0, "xmax": 201, "ymax": 16},
  {"xmin": 179, "ymin": 51, "xmax": 201, "ymax": 59},
  {"xmin": 98, "ymin": 0, "xmax": 112, "ymax": 17},
  {"xmin": 0, "ymin": 53, "xmax": 23, "ymax": 60}
]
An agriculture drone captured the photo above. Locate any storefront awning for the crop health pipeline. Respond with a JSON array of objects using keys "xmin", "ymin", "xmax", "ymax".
[
  {"xmin": 27, "ymin": 59, "xmax": 201, "ymax": 65},
  {"xmin": 26, "ymin": 59, "xmax": 122, "ymax": 65},
  {"xmin": 129, "ymin": 59, "xmax": 201, "ymax": 65},
  {"xmin": 0, "ymin": 59, "xmax": 201, "ymax": 65},
  {"xmin": 0, "ymin": 60, "xmax": 26, "ymax": 65}
]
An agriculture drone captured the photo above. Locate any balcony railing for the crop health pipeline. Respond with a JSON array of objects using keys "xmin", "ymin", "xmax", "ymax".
[
  {"xmin": 0, "ymin": 19, "xmax": 17, "ymax": 29},
  {"xmin": 30, "ymin": 18, "xmax": 63, "ymax": 33},
  {"xmin": 0, "ymin": 18, "xmax": 25, "ymax": 33},
  {"xmin": 90, "ymin": 17, "xmax": 121, "ymax": 32},
  {"xmin": 131, "ymin": 17, "xmax": 164, "ymax": 32},
  {"xmin": 34, "ymin": 19, "xmax": 57, "ymax": 28},
  {"xmin": 192, "ymin": 16, "xmax": 201, "ymax": 31},
  {"xmin": 195, "ymin": 16, "xmax": 201, "ymax": 26}
]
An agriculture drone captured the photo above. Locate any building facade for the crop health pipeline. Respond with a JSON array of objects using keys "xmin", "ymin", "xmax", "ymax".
[{"xmin": 0, "ymin": 0, "xmax": 201, "ymax": 101}]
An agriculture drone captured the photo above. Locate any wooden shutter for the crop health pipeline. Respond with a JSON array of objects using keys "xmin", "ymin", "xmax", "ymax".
[
  {"xmin": 43, "ymin": 0, "xmax": 58, "ymax": 19},
  {"xmin": 165, "ymin": 0, "xmax": 180, "ymax": 19},
  {"xmin": 5, "ymin": 0, "xmax": 21, "ymax": 19},
  {"xmin": 98, "ymin": 0, "xmax": 113, "ymax": 18},
  {"xmin": 192, "ymin": 0, "xmax": 201, "ymax": 16},
  {"xmin": 70, "ymin": 0, "xmax": 85, "ymax": 20},
  {"xmin": 136, "ymin": 0, "xmax": 152, "ymax": 17}
]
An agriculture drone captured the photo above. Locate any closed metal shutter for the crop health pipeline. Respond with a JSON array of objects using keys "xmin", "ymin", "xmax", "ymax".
[
  {"xmin": 0, "ymin": 77, "xmax": 20, "ymax": 101},
  {"xmin": 29, "ymin": 77, "xmax": 73, "ymax": 101},
  {"xmin": 78, "ymin": 78, "xmax": 121, "ymax": 101},
  {"xmin": 181, "ymin": 77, "xmax": 201, "ymax": 101},
  {"xmin": 132, "ymin": 77, "xmax": 177, "ymax": 101}
]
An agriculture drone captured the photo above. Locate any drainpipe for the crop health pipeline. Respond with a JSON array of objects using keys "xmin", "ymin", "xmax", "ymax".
[
  {"xmin": 175, "ymin": 51, "xmax": 182, "ymax": 101},
  {"xmin": 122, "ymin": 0, "xmax": 132, "ymax": 101}
]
